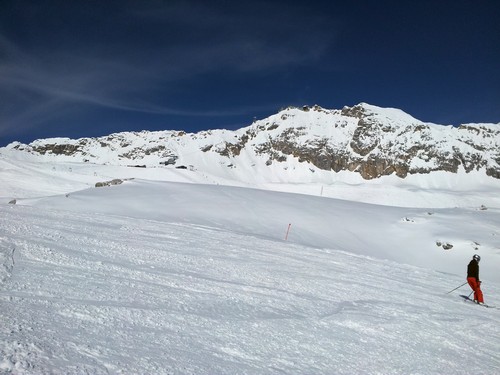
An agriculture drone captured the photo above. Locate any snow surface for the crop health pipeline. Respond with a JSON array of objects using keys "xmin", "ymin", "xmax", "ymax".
[{"xmin": 1, "ymin": 153, "xmax": 500, "ymax": 374}]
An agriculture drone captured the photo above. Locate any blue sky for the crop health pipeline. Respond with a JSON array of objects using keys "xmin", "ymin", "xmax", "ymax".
[{"xmin": 0, "ymin": 0, "xmax": 499, "ymax": 145}]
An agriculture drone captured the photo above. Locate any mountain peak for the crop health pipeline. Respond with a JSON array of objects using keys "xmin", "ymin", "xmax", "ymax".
[{"xmin": 341, "ymin": 103, "xmax": 421, "ymax": 124}]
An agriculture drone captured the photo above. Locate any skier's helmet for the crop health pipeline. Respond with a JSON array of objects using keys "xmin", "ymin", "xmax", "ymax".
[{"xmin": 473, "ymin": 254, "xmax": 481, "ymax": 262}]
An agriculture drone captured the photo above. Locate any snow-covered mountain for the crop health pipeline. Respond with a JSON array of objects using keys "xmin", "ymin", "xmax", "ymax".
[
  {"xmin": 3, "ymin": 103, "xmax": 500, "ymax": 183},
  {"xmin": 1, "ymin": 103, "xmax": 500, "ymax": 374}
]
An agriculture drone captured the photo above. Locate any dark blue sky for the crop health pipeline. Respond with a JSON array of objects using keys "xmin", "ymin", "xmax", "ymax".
[{"xmin": 1, "ymin": 0, "xmax": 499, "ymax": 145}]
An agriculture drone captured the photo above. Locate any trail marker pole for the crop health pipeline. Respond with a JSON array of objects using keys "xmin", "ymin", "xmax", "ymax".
[{"xmin": 284, "ymin": 223, "xmax": 291, "ymax": 241}]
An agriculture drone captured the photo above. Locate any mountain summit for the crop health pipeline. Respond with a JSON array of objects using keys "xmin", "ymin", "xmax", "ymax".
[{"xmin": 3, "ymin": 103, "xmax": 499, "ymax": 181}]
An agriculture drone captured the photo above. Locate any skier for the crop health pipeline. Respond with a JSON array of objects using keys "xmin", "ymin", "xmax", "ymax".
[{"xmin": 467, "ymin": 254, "xmax": 484, "ymax": 304}]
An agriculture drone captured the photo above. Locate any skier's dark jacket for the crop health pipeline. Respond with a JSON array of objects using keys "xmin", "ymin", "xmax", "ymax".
[{"xmin": 467, "ymin": 260, "xmax": 479, "ymax": 281}]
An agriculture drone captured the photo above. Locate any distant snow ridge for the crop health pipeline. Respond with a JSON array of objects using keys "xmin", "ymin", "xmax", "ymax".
[{"xmin": 3, "ymin": 103, "xmax": 500, "ymax": 180}]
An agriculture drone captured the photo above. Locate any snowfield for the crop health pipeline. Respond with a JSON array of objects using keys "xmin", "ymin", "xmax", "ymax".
[{"xmin": 1, "ymin": 154, "xmax": 500, "ymax": 374}]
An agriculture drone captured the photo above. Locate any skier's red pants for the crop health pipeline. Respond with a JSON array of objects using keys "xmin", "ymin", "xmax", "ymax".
[{"xmin": 467, "ymin": 277, "xmax": 484, "ymax": 303}]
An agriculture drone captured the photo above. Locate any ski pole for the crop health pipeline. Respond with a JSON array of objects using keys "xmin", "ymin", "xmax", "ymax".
[{"xmin": 446, "ymin": 282, "xmax": 468, "ymax": 294}]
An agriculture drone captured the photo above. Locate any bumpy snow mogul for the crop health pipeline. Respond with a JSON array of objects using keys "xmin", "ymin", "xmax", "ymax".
[{"xmin": 3, "ymin": 103, "xmax": 500, "ymax": 180}]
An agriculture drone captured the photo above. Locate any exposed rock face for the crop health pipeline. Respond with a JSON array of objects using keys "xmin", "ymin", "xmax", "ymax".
[
  {"xmin": 95, "ymin": 178, "xmax": 134, "ymax": 187},
  {"xmin": 251, "ymin": 104, "xmax": 499, "ymax": 179},
  {"xmin": 4, "ymin": 103, "xmax": 500, "ymax": 180},
  {"xmin": 95, "ymin": 179, "xmax": 124, "ymax": 188},
  {"xmin": 32, "ymin": 143, "xmax": 82, "ymax": 156}
]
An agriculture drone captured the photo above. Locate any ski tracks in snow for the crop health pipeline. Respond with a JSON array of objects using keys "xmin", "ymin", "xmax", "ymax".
[
  {"xmin": 0, "ymin": 237, "xmax": 15, "ymax": 285},
  {"xmin": 0, "ymin": 205, "xmax": 500, "ymax": 374}
]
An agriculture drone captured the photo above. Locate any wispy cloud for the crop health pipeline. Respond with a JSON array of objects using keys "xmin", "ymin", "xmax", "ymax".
[{"xmin": 0, "ymin": 1, "xmax": 335, "ymax": 140}]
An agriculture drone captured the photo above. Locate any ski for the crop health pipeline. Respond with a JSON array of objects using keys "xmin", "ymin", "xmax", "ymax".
[{"xmin": 459, "ymin": 295, "xmax": 496, "ymax": 308}]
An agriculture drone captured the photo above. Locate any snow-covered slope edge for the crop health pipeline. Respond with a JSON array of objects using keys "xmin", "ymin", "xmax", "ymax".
[
  {"xmin": 15, "ymin": 179, "xmax": 500, "ymax": 284},
  {"xmin": 2, "ymin": 149, "xmax": 500, "ymax": 209}
]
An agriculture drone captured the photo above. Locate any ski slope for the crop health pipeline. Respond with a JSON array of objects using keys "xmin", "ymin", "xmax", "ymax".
[{"xmin": 1, "ymin": 156, "xmax": 500, "ymax": 374}]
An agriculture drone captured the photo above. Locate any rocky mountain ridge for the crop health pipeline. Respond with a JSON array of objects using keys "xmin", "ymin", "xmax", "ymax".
[{"xmin": 3, "ymin": 103, "xmax": 499, "ymax": 180}]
